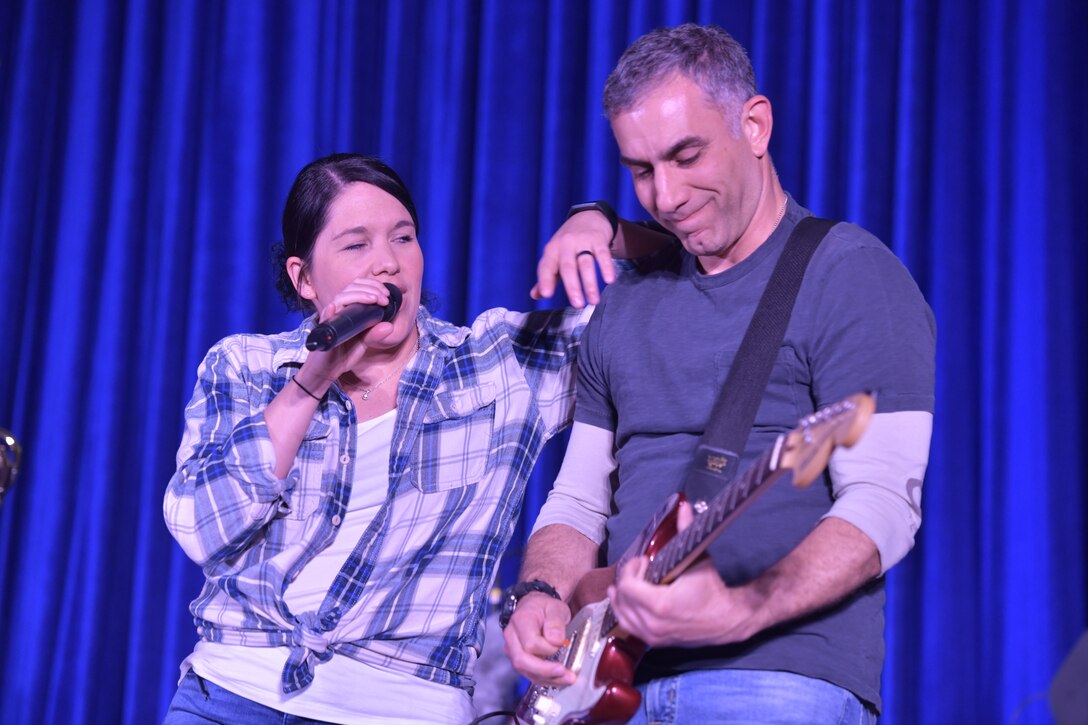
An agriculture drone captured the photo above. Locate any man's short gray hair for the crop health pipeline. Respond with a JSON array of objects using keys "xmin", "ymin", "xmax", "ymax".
[{"xmin": 603, "ymin": 24, "xmax": 758, "ymax": 134}]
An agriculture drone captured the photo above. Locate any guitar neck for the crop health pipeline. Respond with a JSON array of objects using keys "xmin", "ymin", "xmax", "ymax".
[{"xmin": 646, "ymin": 439, "xmax": 786, "ymax": 585}]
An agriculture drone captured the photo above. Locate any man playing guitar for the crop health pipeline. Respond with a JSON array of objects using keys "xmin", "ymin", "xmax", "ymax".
[{"xmin": 503, "ymin": 23, "xmax": 935, "ymax": 725}]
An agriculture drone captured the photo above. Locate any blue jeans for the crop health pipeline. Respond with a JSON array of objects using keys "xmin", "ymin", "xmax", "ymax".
[
  {"xmin": 164, "ymin": 670, "xmax": 334, "ymax": 725},
  {"xmin": 625, "ymin": 669, "xmax": 877, "ymax": 725}
]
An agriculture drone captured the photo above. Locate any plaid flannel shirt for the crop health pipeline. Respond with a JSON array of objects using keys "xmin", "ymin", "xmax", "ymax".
[{"xmin": 164, "ymin": 304, "xmax": 590, "ymax": 693}]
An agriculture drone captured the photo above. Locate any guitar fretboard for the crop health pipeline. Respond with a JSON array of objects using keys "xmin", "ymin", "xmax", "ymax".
[{"xmin": 646, "ymin": 441, "xmax": 780, "ymax": 585}]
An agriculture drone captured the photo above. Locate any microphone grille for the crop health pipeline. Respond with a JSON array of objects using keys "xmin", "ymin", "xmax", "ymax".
[{"xmin": 382, "ymin": 283, "xmax": 403, "ymax": 321}]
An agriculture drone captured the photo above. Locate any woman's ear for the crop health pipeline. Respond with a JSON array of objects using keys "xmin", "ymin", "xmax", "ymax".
[{"xmin": 286, "ymin": 256, "xmax": 316, "ymax": 304}]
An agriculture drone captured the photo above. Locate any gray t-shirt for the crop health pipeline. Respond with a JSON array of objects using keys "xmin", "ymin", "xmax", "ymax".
[{"xmin": 574, "ymin": 200, "xmax": 936, "ymax": 711}]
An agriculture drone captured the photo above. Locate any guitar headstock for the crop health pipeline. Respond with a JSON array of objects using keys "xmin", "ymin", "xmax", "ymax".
[{"xmin": 777, "ymin": 393, "xmax": 875, "ymax": 488}]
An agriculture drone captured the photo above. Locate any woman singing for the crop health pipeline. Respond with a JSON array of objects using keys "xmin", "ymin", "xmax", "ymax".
[{"xmin": 163, "ymin": 153, "xmax": 651, "ymax": 723}]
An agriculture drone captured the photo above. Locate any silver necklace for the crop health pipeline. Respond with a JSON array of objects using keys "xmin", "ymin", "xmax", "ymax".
[
  {"xmin": 773, "ymin": 196, "xmax": 788, "ymax": 229},
  {"xmin": 353, "ymin": 340, "xmax": 418, "ymax": 402}
]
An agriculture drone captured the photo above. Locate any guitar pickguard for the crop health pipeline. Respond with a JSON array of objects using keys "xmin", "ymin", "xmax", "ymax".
[
  {"xmin": 517, "ymin": 599, "xmax": 643, "ymax": 725},
  {"xmin": 518, "ymin": 600, "xmax": 609, "ymax": 723}
]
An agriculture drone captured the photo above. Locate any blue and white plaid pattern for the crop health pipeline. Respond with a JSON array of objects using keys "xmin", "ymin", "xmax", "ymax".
[{"xmin": 164, "ymin": 305, "xmax": 589, "ymax": 692}]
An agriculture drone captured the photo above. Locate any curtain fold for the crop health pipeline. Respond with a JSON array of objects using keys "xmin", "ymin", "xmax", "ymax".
[{"xmin": 1, "ymin": 2, "xmax": 1083, "ymax": 722}]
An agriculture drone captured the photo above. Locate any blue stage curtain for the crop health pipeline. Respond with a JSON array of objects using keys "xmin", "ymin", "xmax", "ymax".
[{"xmin": 1, "ymin": 1, "xmax": 1084, "ymax": 722}]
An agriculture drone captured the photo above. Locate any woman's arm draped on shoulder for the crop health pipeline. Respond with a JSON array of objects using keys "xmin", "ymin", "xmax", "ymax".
[
  {"xmin": 163, "ymin": 340, "xmax": 310, "ymax": 567},
  {"xmin": 504, "ymin": 305, "xmax": 595, "ymax": 437},
  {"xmin": 532, "ymin": 212, "xmax": 673, "ymax": 306}
]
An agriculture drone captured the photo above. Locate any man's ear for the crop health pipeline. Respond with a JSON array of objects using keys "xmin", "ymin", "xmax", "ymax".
[
  {"xmin": 742, "ymin": 95, "xmax": 774, "ymax": 158},
  {"xmin": 286, "ymin": 256, "xmax": 316, "ymax": 304}
]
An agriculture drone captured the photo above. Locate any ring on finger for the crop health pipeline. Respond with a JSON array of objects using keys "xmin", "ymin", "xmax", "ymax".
[{"xmin": 576, "ymin": 250, "xmax": 595, "ymax": 260}]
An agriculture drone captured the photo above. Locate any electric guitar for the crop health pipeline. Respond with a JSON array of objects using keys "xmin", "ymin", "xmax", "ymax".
[{"xmin": 515, "ymin": 393, "xmax": 876, "ymax": 725}]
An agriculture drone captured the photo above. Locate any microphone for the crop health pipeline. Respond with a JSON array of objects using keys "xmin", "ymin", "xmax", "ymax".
[{"xmin": 305, "ymin": 283, "xmax": 403, "ymax": 351}]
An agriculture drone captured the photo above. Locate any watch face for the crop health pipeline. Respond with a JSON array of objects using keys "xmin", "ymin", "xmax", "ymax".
[
  {"xmin": 500, "ymin": 581, "xmax": 559, "ymax": 628},
  {"xmin": 499, "ymin": 587, "xmax": 519, "ymax": 628}
]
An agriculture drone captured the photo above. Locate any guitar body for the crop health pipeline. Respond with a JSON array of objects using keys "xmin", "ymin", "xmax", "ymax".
[
  {"xmin": 514, "ymin": 598, "xmax": 647, "ymax": 725},
  {"xmin": 517, "ymin": 502, "xmax": 680, "ymax": 725},
  {"xmin": 511, "ymin": 596, "xmax": 644, "ymax": 718}
]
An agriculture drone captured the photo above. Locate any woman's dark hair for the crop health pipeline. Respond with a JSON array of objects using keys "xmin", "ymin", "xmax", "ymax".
[{"xmin": 273, "ymin": 153, "xmax": 420, "ymax": 311}]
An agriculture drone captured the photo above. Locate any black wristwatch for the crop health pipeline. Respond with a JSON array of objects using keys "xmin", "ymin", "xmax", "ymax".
[
  {"xmin": 567, "ymin": 200, "xmax": 619, "ymax": 245},
  {"xmin": 498, "ymin": 579, "xmax": 561, "ymax": 629}
]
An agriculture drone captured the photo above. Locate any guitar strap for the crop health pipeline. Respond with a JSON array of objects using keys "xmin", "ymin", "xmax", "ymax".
[{"xmin": 682, "ymin": 215, "xmax": 837, "ymax": 506}]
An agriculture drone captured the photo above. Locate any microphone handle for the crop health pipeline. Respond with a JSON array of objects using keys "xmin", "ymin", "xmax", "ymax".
[
  {"xmin": 305, "ymin": 284, "xmax": 402, "ymax": 351},
  {"xmin": 307, "ymin": 306, "xmax": 386, "ymax": 351}
]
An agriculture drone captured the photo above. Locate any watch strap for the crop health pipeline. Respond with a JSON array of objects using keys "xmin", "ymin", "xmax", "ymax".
[
  {"xmin": 567, "ymin": 200, "xmax": 619, "ymax": 244},
  {"xmin": 498, "ymin": 579, "xmax": 561, "ymax": 629}
]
